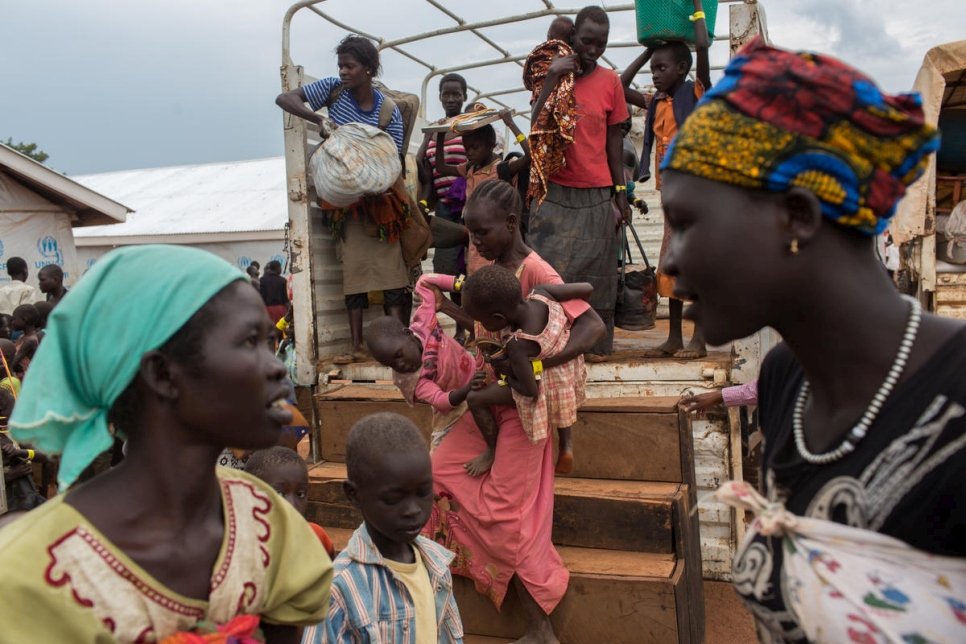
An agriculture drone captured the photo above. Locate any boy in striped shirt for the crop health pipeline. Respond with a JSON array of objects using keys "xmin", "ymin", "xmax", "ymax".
[{"xmin": 306, "ymin": 413, "xmax": 463, "ymax": 643}]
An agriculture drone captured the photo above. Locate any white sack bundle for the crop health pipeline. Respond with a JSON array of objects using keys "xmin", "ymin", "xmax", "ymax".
[{"xmin": 310, "ymin": 123, "xmax": 401, "ymax": 207}]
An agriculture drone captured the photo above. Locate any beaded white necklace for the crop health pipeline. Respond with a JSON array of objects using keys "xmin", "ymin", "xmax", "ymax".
[{"xmin": 793, "ymin": 295, "xmax": 922, "ymax": 465}]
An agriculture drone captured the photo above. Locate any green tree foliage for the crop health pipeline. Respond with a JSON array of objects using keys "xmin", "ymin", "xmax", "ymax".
[{"xmin": 3, "ymin": 138, "xmax": 49, "ymax": 164}]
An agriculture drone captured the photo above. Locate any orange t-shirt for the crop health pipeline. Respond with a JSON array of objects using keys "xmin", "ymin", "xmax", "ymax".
[
  {"xmin": 457, "ymin": 158, "xmax": 501, "ymax": 199},
  {"xmin": 551, "ymin": 65, "xmax": 629, "ymax": 189},
  {"xmin": 653, "ymin": 80, "xmax": 705, "ymax": 189}
]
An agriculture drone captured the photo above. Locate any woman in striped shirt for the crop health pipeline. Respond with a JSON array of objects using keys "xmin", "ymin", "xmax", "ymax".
[{"xmin": 276, "ymin": 35, "xmax": 409, "ymax": 364}]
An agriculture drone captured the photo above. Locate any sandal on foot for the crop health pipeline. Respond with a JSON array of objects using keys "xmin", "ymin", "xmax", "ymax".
[{"xmin": 332, "ymin": 353, "xmax": 356, "ymax": 365}]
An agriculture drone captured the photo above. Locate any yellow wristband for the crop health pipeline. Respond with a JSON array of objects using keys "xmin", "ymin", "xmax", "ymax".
[
  {"xmin": 613, "ymin": 184, "xmax": 627, "ymax": 193},
  {"xmin": 498, "ymin": 375, "xmax": 508, "ymax": 387},
  {"xmin": 276, "ymin": 318, "xmax": 289, "ymax": 332},
  {"xmin": 689, "ymin": 11, "xmax": 706, "ymax": 21},
  {"xmin": 515, "ymin": 132, "xmax": 527, "ymax": 144},
  {"xmin": 531, "ymin": 359, "xmax": 543, "ymax": 381},
  {"xmin": 26, "ymin": 449, "xmax": 35, "ymax": 461},
  {"xmin": 453, "ymin": 275, "xmax": 465, "ymax": 293}
]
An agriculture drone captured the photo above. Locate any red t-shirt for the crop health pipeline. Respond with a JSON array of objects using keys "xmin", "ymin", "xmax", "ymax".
[{"xmin": 551, "ymin": 66, "xmax": 629, "ymax": 189}]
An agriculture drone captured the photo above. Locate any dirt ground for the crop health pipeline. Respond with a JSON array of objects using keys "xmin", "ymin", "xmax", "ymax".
[{"xmin": 705, "ymin": 580, "xmax": 757, "ymax": 643}]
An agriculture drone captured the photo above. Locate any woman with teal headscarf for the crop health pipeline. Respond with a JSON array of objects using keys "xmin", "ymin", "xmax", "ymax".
[{"xmin": 0, "ymin": 245, "xmax": 332, "ymax": 642}]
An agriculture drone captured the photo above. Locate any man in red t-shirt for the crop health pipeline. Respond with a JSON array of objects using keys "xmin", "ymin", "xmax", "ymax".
[{"xmin": 528, "ymin": 6, "xmax": 629, "ymax": 359}]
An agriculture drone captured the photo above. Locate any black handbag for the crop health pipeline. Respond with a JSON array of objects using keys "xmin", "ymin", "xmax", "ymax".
[{"xmin": 615, "ymin": 222, "xmax": 658, "ymax": 331}]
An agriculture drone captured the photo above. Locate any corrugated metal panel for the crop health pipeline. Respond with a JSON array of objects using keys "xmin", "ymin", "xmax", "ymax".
[{"xmin": 73, "ymin": 158, "xmax": 287, "ymax": 237}]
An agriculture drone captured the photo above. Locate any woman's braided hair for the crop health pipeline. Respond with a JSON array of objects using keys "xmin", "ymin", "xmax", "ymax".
[{"xmin": 468, "ymin": 179, "xmax": 523, "ymax": 220}]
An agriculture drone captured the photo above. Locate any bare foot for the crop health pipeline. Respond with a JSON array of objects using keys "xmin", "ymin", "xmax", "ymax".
[
  {"xmin": 464, "ymin": 449, "xmax": 495, "ymax": 477},
  {"xmin": 555, "ymin": 450, "xmax": 574, "ymax": 475},
  {"xmin": 641, "ymin": 338, "xmax": 683, "ymax": 358},
  {"xmin": 674, "ymin": 337, "xmax": 707, "ymax": 359},
  {"xmin": 584, "ymin": 352, "xmax": 608, "ymax": 364}
]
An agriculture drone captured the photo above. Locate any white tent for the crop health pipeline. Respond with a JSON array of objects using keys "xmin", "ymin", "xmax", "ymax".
[
  {"xmin": 0, "ymin": 144, "xmax": 128, "ymax": 290},
  {"xmin": 72, "ymin": 157, "xmax": 289, "ymax": 274}
]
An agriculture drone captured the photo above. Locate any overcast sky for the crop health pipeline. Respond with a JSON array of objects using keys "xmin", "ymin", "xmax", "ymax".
[{"xmin": 2, "ymin": 0, "xmax": 963, "ymax": 176}]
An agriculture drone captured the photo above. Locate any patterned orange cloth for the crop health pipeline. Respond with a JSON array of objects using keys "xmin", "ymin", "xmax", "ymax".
[
  {"xmin": 510, "ymin": 292, "xmax": 586, "ymax": 443},
  {"xmin": 524, "ymin": 40, "xmax": 578, "ymax": 206}
]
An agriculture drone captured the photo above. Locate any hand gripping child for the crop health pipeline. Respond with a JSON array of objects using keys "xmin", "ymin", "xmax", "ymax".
[{"xmin": 461, "ymin": 265, "xmax": 591, "ymax": 476}]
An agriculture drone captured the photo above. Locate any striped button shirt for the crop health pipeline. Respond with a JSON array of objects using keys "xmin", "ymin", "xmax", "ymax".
[
  {"xmin": 303, "ymin": 77, "xmax": 405, "ymax": 154},
  {"xmin": 302, "ymin": 524, "xmax": 464, "ymax": 644},
  {"xmin": 425, "ymin": 136, "xmax": 467, "ymax": 206}
]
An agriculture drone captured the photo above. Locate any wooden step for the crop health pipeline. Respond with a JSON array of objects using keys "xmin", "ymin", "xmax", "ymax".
[
  {"xmin": 315, "ymin": 388, "xmax": 688, "ymax": 482},
  {"xmin": 454, "ymin": 546, "xmax": 687, "ymax": 644},
  {"xmin": 308, "ymin": 462, "xmax": 682, "ymax": 554}
]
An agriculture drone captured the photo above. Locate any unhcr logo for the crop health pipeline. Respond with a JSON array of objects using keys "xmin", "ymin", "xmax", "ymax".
[{"xmin": 35, "ymin": 235, "xmax": 64, "ymax": 268}]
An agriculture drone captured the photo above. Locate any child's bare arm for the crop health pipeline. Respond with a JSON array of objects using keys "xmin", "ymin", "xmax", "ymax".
[
  {"xmin": 693, "ymin": 0, "xmax": 712, "ymax": 89},
  {"xmin": 506, "ymin": 339, "xmax": 540, "ymax": 398},
  {"xmin": 466, "ymin": 380, "xmax": 514, "ymax": 408},
  {"xmin": 434, "ymin": 132, "xmax": 462, "ymax": 177},
  {"xmin": 621, "ymin": 47, "xmax": 653, "ymax": 90},
  {"xmin": 500, "ymin": 110, "xmax": 531, "ymax": 173},
  {"xmin": 624, "ymin": 87, "xmax": 650, "ymax": 110},
  {"xmin": 535, "ymin": 282, "xmax": 594, "ymax": 302}
]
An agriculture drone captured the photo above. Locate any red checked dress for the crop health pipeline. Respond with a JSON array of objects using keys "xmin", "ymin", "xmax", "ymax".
[{"xmin": 510, "ymin": 292, "xmax": 586, "ymax": 443}]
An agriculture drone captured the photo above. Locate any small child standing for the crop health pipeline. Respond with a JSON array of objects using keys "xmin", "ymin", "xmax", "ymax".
[
  {"xmin": 462, "ymin": 265, "xmax": 590, "ymax": 475},
  {"xmin": 244, "ymin": 446, "xmax": 335, "ymax": 559},
  {"xmin": 435, "ymin": 111, "xmax": 531, "ymax": 275},
  {"xmin": 622, "ymin": 0, "xmax": 711, "ymax": 359},
  {"xmin": 305, "ymin": 413, "xmax": 463, "ymax": 644}
]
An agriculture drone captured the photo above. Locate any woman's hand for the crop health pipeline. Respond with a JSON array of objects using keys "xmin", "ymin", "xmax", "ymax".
[
  {"xmin": 614, "ymin": 191, "xmax": 632, "ymax": 226},
  {"xmin": 547, "ymin": 54, "xmax": 579, "ymax": 81},
  {"xmin": 680, "ymin": 390, "xmax": 724, "ymax": 413}
]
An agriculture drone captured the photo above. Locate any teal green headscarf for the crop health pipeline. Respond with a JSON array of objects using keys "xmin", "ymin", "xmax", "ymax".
[{"xmin": 10, "ymin": 245, "xmax": 246, "ymax": 490}]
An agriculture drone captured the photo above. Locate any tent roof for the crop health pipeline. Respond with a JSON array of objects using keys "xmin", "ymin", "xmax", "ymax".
[
  {"xmin": 0, "ymin": 143, "xmax": 129, "ymax": 226},
  {"xmin": 73, "ymin": 157, "xmax": 287, "ymax": 240}
]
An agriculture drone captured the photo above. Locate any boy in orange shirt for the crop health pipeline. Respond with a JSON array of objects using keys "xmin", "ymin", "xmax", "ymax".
[{"xmin": 622, "ymin": 0, "xmax": 711, "ymax": 358}]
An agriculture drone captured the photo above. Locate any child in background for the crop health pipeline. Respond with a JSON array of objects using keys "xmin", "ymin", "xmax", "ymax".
[
  {"xmin": 304, "ymin": 413, "xmax": 463, "ymax": 644},
  {"xmin": 546, "ymin": 16, "xmax": 574, "ymax": 43},
  {"xmin": 461, "ymin": 265, "xmax": 591, "ymax": 476},
  {"xmin": 10, "ymin": 304, "xmax": 40, "ymax": 377},
  {"xmin": 435, "ymin": 110, "xmax": 531, "ymax": 275},
  {"xmin": 622, "ymin": 0, "xmax": 711, "ymax": 359},
  {"xmin": 0, "ymin": 339, "xmax": 20, "ymax": 398},
  {"xmin": 245, "ymin": 446, "xmax": 335, "ymax": 559}
]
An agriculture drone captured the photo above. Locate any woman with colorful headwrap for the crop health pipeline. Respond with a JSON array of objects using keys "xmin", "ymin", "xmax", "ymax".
[
  {"xmin": 660, "ymin": 38, "xmax": 964, "ymax": 641},
  {"xmin": 0, "ymin": 245, "xmax": 332, "ymax": 642}
]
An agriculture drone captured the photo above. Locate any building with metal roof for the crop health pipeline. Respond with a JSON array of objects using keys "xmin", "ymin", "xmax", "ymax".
[
  {"xmin": 0, "ymin": 143, "xmax": 129, "ymax": 289},
  {"xmin": 72, "ymin": 156, "xmax": 288, "ymax": 274}
]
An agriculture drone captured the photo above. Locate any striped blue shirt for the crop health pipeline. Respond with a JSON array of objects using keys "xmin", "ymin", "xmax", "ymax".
[
  {"xmin": 303, "ymin": 77, "xmax": 405, "ymax": 154},
  {"xmin": 302, "ymin": 524, "xmax": 463, "ymax": 644}
]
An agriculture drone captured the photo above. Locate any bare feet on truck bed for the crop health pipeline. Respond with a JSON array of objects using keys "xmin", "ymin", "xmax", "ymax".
[{"xmin": 464, "ymin": 449, "xmax": 495, "ymax": 477}]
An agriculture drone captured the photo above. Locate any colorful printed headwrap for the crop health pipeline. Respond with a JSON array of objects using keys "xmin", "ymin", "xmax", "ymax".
[{"xmin": 661, "ymin": 38, "xmax": 940, "ymax": 235}]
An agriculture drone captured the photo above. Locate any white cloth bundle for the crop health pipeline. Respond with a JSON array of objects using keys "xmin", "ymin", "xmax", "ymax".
[
  {"xmin": 714, "ymin": 480, "xmax": 966, "ymax": 643},
  {"xmin": 310, "ymin": 123, "xmax": 401, "ymax": 207}
]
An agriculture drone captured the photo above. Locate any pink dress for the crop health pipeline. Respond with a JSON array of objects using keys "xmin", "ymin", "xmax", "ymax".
[
  {"xmin": 394, "ymin": 274, "xmax": 480, "ymax": 445},
  {"xmin": 511, "ymin": 293, "xmax": 586, "ymax": 443},
  {"xmin": 424, "ymin": 252, "xmax": 579, "ymax": 615}
]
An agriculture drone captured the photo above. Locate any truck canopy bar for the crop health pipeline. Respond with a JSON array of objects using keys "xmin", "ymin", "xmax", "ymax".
[{"xmin": 282, "ymin": 0, "xmax": 734, "ymax": 119}]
